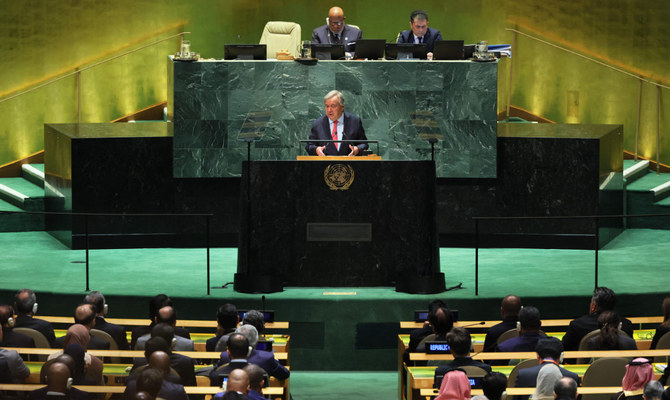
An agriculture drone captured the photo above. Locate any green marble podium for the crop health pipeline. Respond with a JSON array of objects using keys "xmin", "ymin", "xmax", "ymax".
[{"xmin": 168, "ymin": 59, "xmax": 503, "ymax": 178}]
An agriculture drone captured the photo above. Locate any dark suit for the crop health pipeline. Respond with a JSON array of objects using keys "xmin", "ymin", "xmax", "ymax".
[
  {"xmin": 483, "ymin": 316, "xmax": 518, "ymax": 352},
  {"xmin": 1, "ymin": 327, "xmax": 35, "ymax": 348},
  {"xmin": 397, "ymin": 27, "xmax": 443, "ymax": 53},
  {"xmin": 14, "ymin": 314, "xmax": 56, "ymax": 347},
  {"xmin": 28, "ymin": 386, "xmax": 90, "ymax": 400},
  {"xmin": 561, "ymin": 311, "xmax": 634, "ymax": 351},
  {"xmin": 515, "ymin": 361, "xmax": 581, "ymax": 400},
  {"xmin": 132, "ymin": 353, "xmax": 196, "ymax": 387},
  {"xmin": 433, "ymin": 357, "xmax": 491, "ymax": 387},
  {"xmin": 217, "ymin": 349, "xmax": 289, "ymax": 381},
  {"xmin": 93, "ymin": 316, "xmax": 129, "ymax": 350},
  {"xmin": 496, "ymin": 331, "xmax": 544, "ymax": 353},
  {"xmin": 130, "ymin": 325, "xmax": 191, "ymax": 348},
  {"xmin": 209, "ymin": 360, "xmax": 249, "ymax": 386},
  {"xmin": 311, "ymin": 24, "xmax": 362, "ymax": 53},
  {"xmin": 306, "ymin": 112, "xmax": 368, "ymax": 156},
  {"xmin": 585, "ymin": 333, "xmax": 637, "ymax": 350},
  {"xmin": 124, "ymin": 377, "xmax": 188, "ymax": 400}
]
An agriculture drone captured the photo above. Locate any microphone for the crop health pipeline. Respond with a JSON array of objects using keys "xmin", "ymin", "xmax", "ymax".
[
  {"xmin": 261, "ymin": 295, "xmax": 266, "ymax": 313},
  {"xmin": 457, "ymin": 321, "xmax": 486, "ymax": 329}
]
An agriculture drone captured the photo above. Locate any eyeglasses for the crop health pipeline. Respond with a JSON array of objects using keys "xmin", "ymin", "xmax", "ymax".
[{"xmin": 328, "ymin": 18, "xmax": 345, "ymax": 26}]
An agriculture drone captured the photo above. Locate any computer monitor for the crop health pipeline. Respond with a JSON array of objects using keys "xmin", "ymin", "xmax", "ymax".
[
  {"xmin": 385, "ymin": 43, "xmax": 427, "ymax": 60},
  {"xmin": 352, "ymin": 39, "xmax": 385, "ymax": 60},
  {"xmin": 311, "ymin": 44, "xmax": 345, "ymax": 60},
  {"xmin": 224, "ymin": 44, "xmax": 267, "ymax": 60},
  {"xmin": 432, "ymin": 40, "xmax": 465, "ymax": 60}
]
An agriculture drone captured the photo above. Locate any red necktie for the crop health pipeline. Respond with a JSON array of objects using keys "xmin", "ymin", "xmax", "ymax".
[{"xmin": 332, "ymin": 120, "xmax": 339, "ymax": 151}]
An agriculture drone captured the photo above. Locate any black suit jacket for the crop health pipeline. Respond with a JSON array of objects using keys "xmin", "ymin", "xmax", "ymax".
[
  {"xmin": 14, "ymin": 314, "xmax": 56, "ymax": 347},
  {"xmin": 397, "ymin": 27, "xmax": 443, "ymax": 52},
  {"xmin": 311, "ymin": 24, "xmax": 363, "ymax": 53},
  {"xmin": 93, "ymin": 316, "xmax": 129, "ymax": 350},
  {"xmin": 132, "ymin": 353, "xmax": 196, "ymax": 387},
  {"xmin": 130, "ymin": 325, "xmax": 191, "ymax": 348},
  {"xmin": 483, "ymin": 316, "xmax": 518, "ymax": 352},
  {"xmin": 1, "ymin": 328, "xmax": 35, "ymax": 348},
  {"xmin": 28, "ymin": 386, "xmax": 90, "ymax": 400},
  {"xmin": 433, "ymin": 357, "xmax": 492, "ymax": 387},
  {"xmin": 306, "ymin": 112, "xmax": 368, "ymax": 156},
  {"xmin": 561, "ymin": 311, "xmax": 634, "ymax": 351},
  {"xmin": 515, "ymin": 361, "xmax": 581, "ymax": 400}
]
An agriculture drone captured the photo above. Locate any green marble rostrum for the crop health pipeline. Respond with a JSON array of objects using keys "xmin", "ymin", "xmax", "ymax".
[{"xmin": 170, "ymin": 59, "xmax": 500, "ymax": 178}]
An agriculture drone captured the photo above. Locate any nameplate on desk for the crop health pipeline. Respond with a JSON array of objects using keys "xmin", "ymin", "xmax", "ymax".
[
  {"xmin": 306, "ymin": 223, "xmax": 372, "ymax": 242},
  {"xmin": 425, "ymin": 341, "xmax": 450, "ymax": 354}
]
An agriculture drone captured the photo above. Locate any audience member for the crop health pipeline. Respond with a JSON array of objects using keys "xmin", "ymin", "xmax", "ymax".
[
  {"xmin": 407, "ymin": 299, "xmax": 446, "ymax": 354},
  {"xmin": 585, "ymin": 311, "xmax": 637, "ymax": 350},
  {"xmin": 553, "ymin": 377, "xmax": 578, "ymax": 400},
  {"xmin": 515, "ymin": 337, "xmax": 581, "ymax": 398},
  {"xmin": 135, "ymin": 306, "xmax": 194, "ymax": 351},
  {"xmin": 483, "ymin": 295, "xmax": 522, "ymax": 352},
  {"xmin": 435, "ymin": 369, "xmax": 471, "ymax": 400},
  {"xmin": 496, "ymin": 306, "xmax": 544, "ymax": 352},
  {"xmin": 131, "ymin": 294, "xmax": 190, "ymax": 349},
  {"xmin": 434, "ymin": 327, "xmax": 491, "ymax": 386},
  {"xmin": 135, "ymin": 368, "xmax": 163, "ymax": 400},
  {"xmin": 643, "ymin": 381, "xmax": 664, "ymax": 400},
  {"xmin": 650, "ymin": 297, "xmax": 670, "ymax": 349},
  {"xmin": 0, "ymin": 304, "xmax": 35, "ymax": 349},
  {"xmin": 210, "ymin": 332, "xmax": 251, "ymax": 386},
  {"xmin": 132, "ymin": 325, "xmax": 196, "ymax": 386},
  {"xmin": 562, "ymin": 287, "xmax": 634, "ymax": 351},
  {"xmin": 482, "ymin": 371, "xmax": 507, "ymax": 400},
  {"xmin": 28, "ymin": 361, "xmax": 90, "ymax": 400},
  {"xmin": 208, "ymin": 303, "xmax": 239, "ymax": 352},
  {"xmin": 311, "ymin": 6, "xmax": 362, "ymax": 54},
  {"xmin": 0, "ymin": 322, "xmax": 30, "ymax": 383},
  {"xmin": 533, "ymin": 361, "xmax": 562, "ymax": 400},
  {"xmin": 612, "ymin": 358, "xmax": 655, "ymax": 400},
  {"xmin": 64, "ymin": 343, "xmax": 100, "ymax": 385},
  {"xmin": 416, "ymin": 305, "xmax": 454, "ymax": 352},
  {"xmin": 215, "ymin": 324, "xmax": 289, "ymax": 383},
  {"xmin": 48, "ymin": 325, "xmax": 104, "ymax": 385},
  {"xmin": 130, "ymin": 336, "xmax": 181, "ymax": 384},
  {"xmin": 54, "ymin": 304, "xmax": 110, "ymax": 350},
  {"xmin": 242, "ymin": 311, "xmax": 265, "ymax": 336},
  {"xmin": 14, "ymin": 288, "xmax": 56, "ymax": 347},
  {"xmin": 124, "ymin": 350, "xmax": 188, "ymax": 400},
  {"xmin": 214, "ymin": 368, "xmax": 251, "ymax": 400},
  {"xmin": 397, "ymin": 10, "xmax": 443, "ymax": 57},
  {"xmin": 242, "ymin": 364, "xmax": 270, "ymax": 400},
  {"xmin": 83, "ymin": 290, "xmax": 129, "ymax": 350}
]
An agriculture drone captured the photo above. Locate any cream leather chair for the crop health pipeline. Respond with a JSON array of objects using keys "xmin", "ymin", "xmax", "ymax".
[{"xmin": 259, "ymin": 21, "xmax": 302, "ymax": 58}]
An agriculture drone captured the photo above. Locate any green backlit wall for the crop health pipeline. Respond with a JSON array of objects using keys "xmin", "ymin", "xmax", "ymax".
[{"xmin": 1, "ymin": 0, "xmax": 668, "ymax": 166}]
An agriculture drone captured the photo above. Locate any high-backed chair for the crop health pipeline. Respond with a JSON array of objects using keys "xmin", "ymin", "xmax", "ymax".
[
  {"xmin": 13, "ymin": 327, "xmax": 49, "ymax": 361},
  {"xmin": 506, "ymin": 358, "xmax": 539, "ymax": 387},
  {"xmin": 581, "ymin": 357, "xmax": 628, "ymax": 400},
  {"xmin": 577, "ymin": 329, "xmax": 630, "ymax": 363},
  {"xmin": 259, "ymin": 21, "xmax": 301, "ymax": 58},
  {"xmin": 653, "ymin": 331, "xmax": 670, "ymax": 362},
  {"xmin": 90, "ymin": 329, "xmax": 120, "ymax": 363},
  {"xmin": 496, "ymin": 329, "xmax": 519, "ymax": 345}
]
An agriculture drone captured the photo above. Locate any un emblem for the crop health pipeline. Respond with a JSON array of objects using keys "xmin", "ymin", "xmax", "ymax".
[{"xmin": 324, "ymin": 164, "xmax": 355, "ymax": 191}]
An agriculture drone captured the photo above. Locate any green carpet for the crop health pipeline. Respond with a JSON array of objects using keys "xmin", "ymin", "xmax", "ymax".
[{"xmin": 289, "ymin": 371, "xmax": 396, "ymax": 400}]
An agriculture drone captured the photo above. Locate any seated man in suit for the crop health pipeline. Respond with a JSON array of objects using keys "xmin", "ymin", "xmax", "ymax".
[
  {"xmin": 483, "ymin": 295, "xmax": 522, "ymax": 352},
  {"xmin": 306, "ymin": 90, "xmax": 368, "ymax": 157},
  {"xmin": 311, "ymin": 6, "xmax": 362, "ymax": 54},
  {"xmin": 54, "ymin": 304, "xmax": 109, "ymax": 350},
  {"xmin": 208, "ymin": 303, "xmax": 239, "ymax": 353},
  {"xmin": 0, "ymin": 304, "xmax": 35, "ymax": 349},
  {"xmin": 135, "ymin": 306, "xmax": 194, "ymax": 351},
  {"xmin": 215, "ymin": 324, "xmax": 289, "ymax": 384},
  {"xmin": 482, "ymin": 372, "xmax": 508, "ymax": 400},
  {"xmin": 433, "ymin": 327, "xmax": 491, "ymax": 387},
  {"xmin": 125, "ymin": 351, "xmax": 188, "ymax": 400},
  {"xmin": 213, "ymin": 369, "xmax": 251, "ymax": 399},
  {"xmin": 495, "ymin": 306, "xmax": 544, "ymax": 353},
  {"xmin": 515, "ymin": 337, "xmax": 581, "ymax": 400},
  {"xmin": 83, "ymin": 291, "xmax": 129, "ymax": 350},
  {"xmin": 0, "ymin": 322, "xmax": 30, "ymax": 383},
  {"xmin": 397, "ymin": 10, "xmax": 443, "ymax": 59},
  {"xmin": 131, "ymin": 294, "xmax": 191, "ymax": 349},
  {"xmin": 210, "ymin": 333, "xmax": 251, "ymax": 386},
  {"xmin": 131, "ymin": 326, "xmax": 196, "ymax": 387},
  {"xmin": 562, "ymin": 286, "xmax": 634, "ymax": 351},
  {"xmin": 28, "ymin": 361, "xmax": 90, "ymax": 400},
  {"xmin": 553, "ymin": 377, "xmax": 579, "ymax": 400},
  {"xmin": 14, "ymin": 288, "xmax": 56, "ymax": 347}
]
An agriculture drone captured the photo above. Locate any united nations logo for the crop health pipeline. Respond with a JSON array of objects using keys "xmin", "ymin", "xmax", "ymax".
[{"xmin": 324, "ymin": 164, "xmax": 355, "ymax": 191}]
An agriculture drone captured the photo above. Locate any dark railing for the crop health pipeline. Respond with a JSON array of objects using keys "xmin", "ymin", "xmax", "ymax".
[
  {"xmin": 0, "ymin": 210, "xmax": 214, "ymax": 294},
  {"xmin": 472, "ymin": 212, "xmax": 670, "ymax": 295}
]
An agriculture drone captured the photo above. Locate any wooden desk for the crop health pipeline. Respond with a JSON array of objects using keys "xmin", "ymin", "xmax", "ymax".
[
  {"xmin": 419, "ymin": 387, "xmax": 626, "ymax": 399},
  {"xmin": 296, "ymin": 155, "xmax": 382, "ymax": 161},
  {"xmin": 400, "ymin": 317, "xmax": 664, "ymax": 330},
  {"xmin": 41, "ymin": 316, "xmax": 289, "ymax": 330}
]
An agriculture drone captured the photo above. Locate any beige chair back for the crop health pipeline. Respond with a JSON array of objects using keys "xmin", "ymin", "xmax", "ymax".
[
  {"xmin": 506, "ymin": 358, "xmax": 539, "ymax": 387},
  {"xmin": 654, "ymin": 330, "xmax": 670, "ymax": 363},
  {"xmin": 496, "ymin": 328, "xmax": 519, "ymax": 345},
  {"xmin": 460, "ymin": 365, "xmax": 489, "ymax": 378},
  {"xmin": 90, "ymin": 329, "xmax": 120, "ymax": 363},
  {"xmin": 581, "ymin": 357, "xmax": 628, "ymax": 400},
  {"xmin": 13, "ymin": 327, "xmax": 49, "ymax": 361},
  {"xmin": 259, "ymin": 21, "xmax": 301, "ymax": 58}
]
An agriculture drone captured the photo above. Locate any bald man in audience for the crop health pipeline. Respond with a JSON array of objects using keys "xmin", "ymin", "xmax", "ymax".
[
  {"xmin": 416, "ymin": 305, "xmax": 454, "ymax": 353},
  {"xmin": 136, "ymin": 306, "xmax": 194, "ymax": 351},
  {"xmin": 0, "ymin": 304, "xmax": 34, "ymax": 349},
  {"xmin": 125, "ymin": 351, "xmax": 188, "ymax": 400},
  {"xmin": 28, "ymin": 361, "xmax": 90, "ymax": 400},
  {"xmin": 134, "ymin": 368, "xmax": 163, "ymax": 400},
  {"xmin": 84, "ymin": 290, "xmax": 129, "ymax": 350},
  {"xmin": 132, "ymin": 332, "xmax": 196, "ymax": 387},
  {"xmin": 483, "ymin": 295, "xmax": 522, "ymax": 352},
  {"xmin": 214, "ymin": 369, "xmax": 251, "ymax": 400},
  {"xmin": 54, "ymin": 304, "xmax": 110, "ymax": 350},
  {"xmin": 14, "ymin": 288, "xmax": 56, "ymax": 347},
  {"xmin": 553, "ymin": 377, "xmax": 578, "ymax": 400}
]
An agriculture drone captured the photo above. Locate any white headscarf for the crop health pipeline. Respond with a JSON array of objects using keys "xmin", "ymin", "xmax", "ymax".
[{"xmin": 533, "ymin": 363, "xmax": 562, "ymax": 400}]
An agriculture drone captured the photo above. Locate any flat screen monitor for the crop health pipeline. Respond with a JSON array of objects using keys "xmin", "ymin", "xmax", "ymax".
[
  {"xmin": 353, "ymin": 39, "xmax": 385, "ymax": 60},
  {"xmin": 311, "ymin": 44, "xmax": 345, "ymax": 60},
  {"xmin": 432, "ymin": 40, "xmax": 465, "ymax": 60},
  {"xmin": 224, "ymin": 44, "xmax": 267, "ymax": 60},
  {"xmin": 385, "ymin": 43, "xmax": 427, "ymax": 60}
]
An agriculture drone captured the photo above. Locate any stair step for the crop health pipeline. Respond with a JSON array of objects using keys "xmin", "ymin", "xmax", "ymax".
[
  {"xmin": 0, "ymin": 178, "xmax": 45, "ymax": 210},
  {"xmin": 652, "ymin": 181, "xmax": 670, "ymax": 201},
  {"xmin": 655, "ymin": 197, "xmax": 670, "ymax": 207},
  {"xmin": 0, "ymin": 198, "xmax": 44, "ymax": 232},
  {"xmin": 22, "ymin": 163, "xmax": 45, "ymax": 188},
  {"xmin": 623, "ymin": 160, "xmax": 650, "ymax": 184},
  {"xmin": 626, "ymin": 172, "xmax": 670, "ymax": 192}
]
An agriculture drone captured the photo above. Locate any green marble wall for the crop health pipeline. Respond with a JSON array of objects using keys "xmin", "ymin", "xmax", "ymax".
[
  {"xmin": 2, "ymin": 1, "xmax": 668, "ymax": 167},
  {"xmin": 172, "ymin": 60, "xmax": 500, "ymax": 178}
]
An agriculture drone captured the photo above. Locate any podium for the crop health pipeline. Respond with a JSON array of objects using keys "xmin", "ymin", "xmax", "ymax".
[{"xmin": 234, "ymin": 160, "xmax": 446, "ymax": 293}]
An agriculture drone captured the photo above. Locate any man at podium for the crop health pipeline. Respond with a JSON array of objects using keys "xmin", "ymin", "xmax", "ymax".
[{"xmin": 306, "ymin": 90, "xmax": 369, "ymax": 157}]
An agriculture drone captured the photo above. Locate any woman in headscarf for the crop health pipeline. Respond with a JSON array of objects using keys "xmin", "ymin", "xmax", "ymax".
[
  {"xmin": 436, "ymin": 369, "xmax": 471, "ymax": 400},
  {"xmin": 612, "ymin": 358, "xmax": 655, "ymax": 400},
  {"xmin": 532, "ymin": 362, "xmax": 563, "ymax": 400},
  {"xmin": 48, "ymin": 324, "xmax": 104, "ymax": 385}
]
